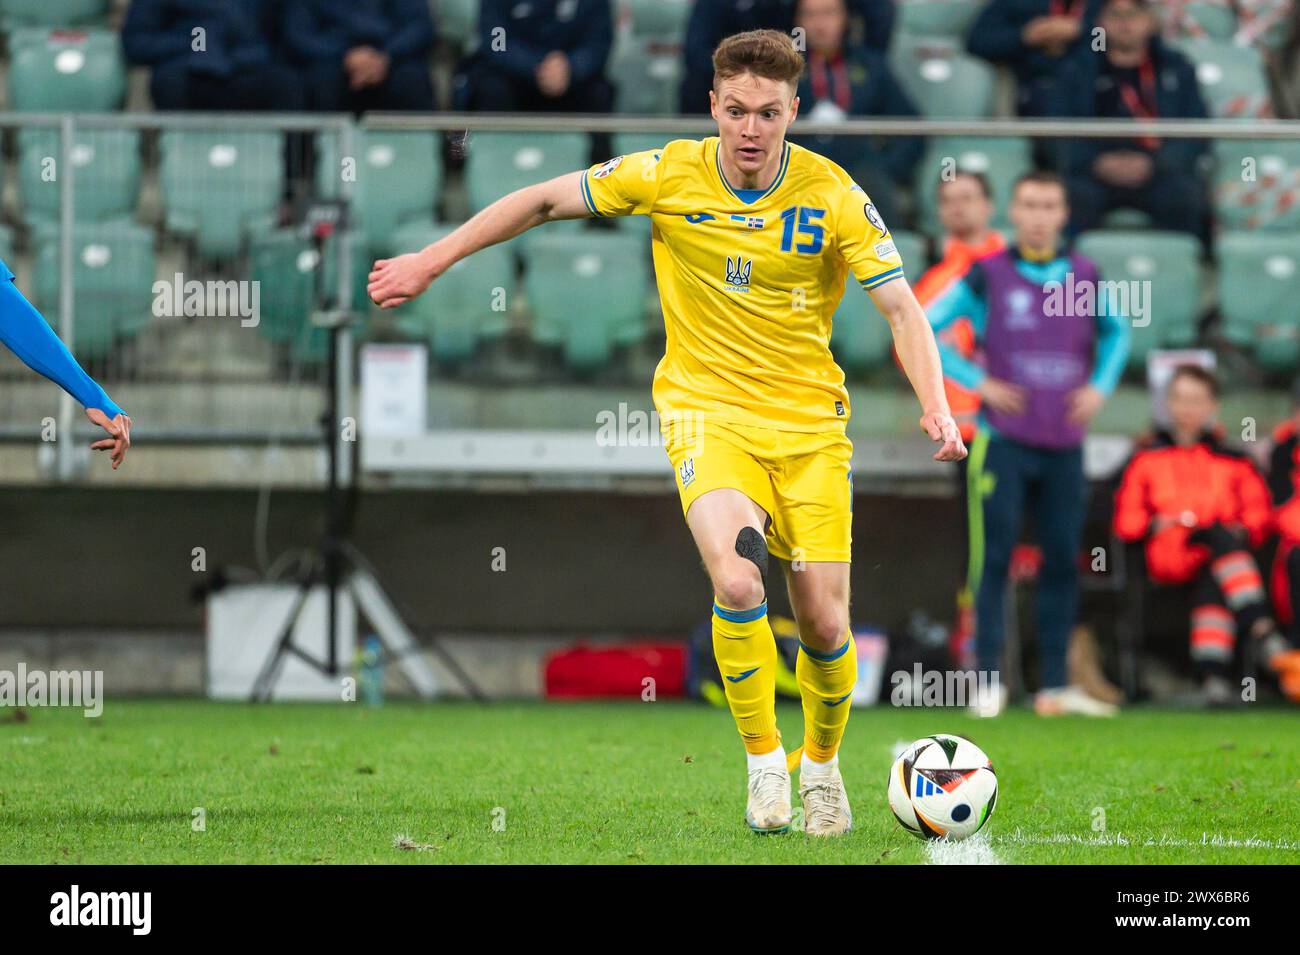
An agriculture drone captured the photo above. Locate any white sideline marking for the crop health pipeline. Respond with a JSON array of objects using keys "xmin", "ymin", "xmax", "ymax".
[
  {"xmin": 925, "ymin": 832, "xmax": 1002, "ymax": 865},
  {"xmin": 992, "ymin": 827, "xmax": 1300, "ymax": 853}
]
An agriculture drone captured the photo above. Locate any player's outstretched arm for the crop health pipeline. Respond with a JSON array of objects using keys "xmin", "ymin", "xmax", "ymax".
[
  {"xmin": 368, "ymin": 170, "xmax": 593, "ymax": 309},
  {"xmin": 0, "ymin": 278, "xmax": 130, "ymax": 468},
  {"xmin": 868, "ymin": 277, "xmax": 967, "ymax": 462}
]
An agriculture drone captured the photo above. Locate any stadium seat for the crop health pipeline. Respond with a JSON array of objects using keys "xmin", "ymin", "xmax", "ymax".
[
  {"xmin": 0, "ymin": 224, "xmax": 14, "ymax": 265},
  {"xmin": 609, "ymin": 38, "xmax": 682, "ymax": 115},
  {"xmin": 315, "ymin": 130, "xmax": 442, "ymax": 256},
  {"xmin": 1173, "ymin": 38, "xmax": 1272, "ymax": 119},
  {"xmin": 248, "ymin": 229, "xmax": 371, "ymax": 364},
  {"xmin": 831, "ymin": 230, "xmax": 927, "ymax": 374},
  {"xmin": 385, "ymin": 222, "xmax": 513, "ymax": 366},
  {"xmin": 1075, "ymin": 230, "xmax": 1203, "ymax": 369},
  {"xmin": 465, "ymin": 132, "xmax": 590, "ymax": 251},
  {"xmin": 15, "ymin": 128, "xmax": 141, "ymax": 232},
  {"xmin": 159, "ymin": 131, "xmax": 284, "ymax": 260},
  {"xmin": 888, "ymin": 35, "xmax": 994, "ymax": 118},
  {"xmin": 436, "ymin": 0, "xmax": 479, "ymax": 51},
  {"xmin": 894, "ymin": 0, "xmax": 984, "ymax": 39},
  {"xmin": 522, "ymin": 232, "xmax": 650, "ymax": 372},
  {"xmin": 1216, "ymin": 232, "xmax": 1300, "ymax": 372},
  {"xmin": 612, "ymin": 133, "xmax": 672, "ymax": 157},
  {"xmin": 7, "ymin": 28, "xmax": 125, "ymax": 112},
  {"xmin": 0, "ymin": 0, "xmax": 106, "ymax": 26},
  {"xmin": 913, "ymin": 137, "xmax": 1033, "ymax": 237},
  {"xmin": 31, "ymin": 221, "xmax": 155, "ymax": 359},
  {"xmin": 624, "ymin": 0, "xmax": 691, "ymax": 40},
  {"xmin": 1212, "ymin": 139, "xmax": 1300, "ymax": 232},
  {"xmin": 1180, "ymin": 1, "xmax": 1238, "ymax": 40}
]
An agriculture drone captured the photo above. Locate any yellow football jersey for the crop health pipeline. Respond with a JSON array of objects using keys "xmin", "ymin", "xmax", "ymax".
[{"xmin": 581, "ymin": 136, "xmax": 904, "ymax": 432}]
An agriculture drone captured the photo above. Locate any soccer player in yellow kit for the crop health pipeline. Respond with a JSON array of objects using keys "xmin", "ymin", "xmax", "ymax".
[{"xmin": 368, "ymin": 30, "xmax": 966, "ymax": 837}]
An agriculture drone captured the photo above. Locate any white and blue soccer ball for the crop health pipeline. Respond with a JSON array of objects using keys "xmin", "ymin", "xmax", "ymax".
[{"xmin": 887, "ymin": 734, "xmax": 997, "ymax": 841}]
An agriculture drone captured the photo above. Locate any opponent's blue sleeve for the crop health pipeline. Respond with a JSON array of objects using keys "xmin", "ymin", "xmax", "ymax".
[
  {"xmin": 924, "ymin": 275, "xmax": 987, "ymax": 390},
  {"xmin": 1088, "ymin": 287, "xmax": 1129, "ymax": 396},
  {"xmin": 0, "ymin": 273, "xmax": 125, "ymax": 418}
]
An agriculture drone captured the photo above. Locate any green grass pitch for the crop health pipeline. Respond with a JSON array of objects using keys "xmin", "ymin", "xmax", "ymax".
[{"xmin": 2, "ymin": 699, "xmax": 1298, "ymax": 864}]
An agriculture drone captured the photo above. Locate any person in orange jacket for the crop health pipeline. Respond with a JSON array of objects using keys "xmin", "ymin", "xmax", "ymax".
[
  {"xmin": 1266, "ymin": 384, "xmax": 1300, "ymax": 653},
  {"xmin": 908, "ymin": 170, "xmax": 1006, "ymax": 668},
  {"xmin": 1114, "ymin": 365, "xmax": 1300, "ymax": 704}
]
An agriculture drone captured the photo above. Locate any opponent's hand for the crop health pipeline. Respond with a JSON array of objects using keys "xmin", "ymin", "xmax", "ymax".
[
  {"xmin": 978, "ymin": 376, "xmax": 1027, "ymax": 415},
  {"xmin": 86, "ymin": 408, "xmax": 131, "ymax": 470},
  {"xmin": 1066, "ymin": 383, "xmax": 1106, "ymax": 425},
  {"xmin": 368, "ymin": 250, "xmax": 439, "ymax": 309},
  {"xmin": 921, "ymin": 411, "xmax": 967, "ymax": 462}
]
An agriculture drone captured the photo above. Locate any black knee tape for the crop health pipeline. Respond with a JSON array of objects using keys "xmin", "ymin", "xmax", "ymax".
[{"xmin": 735, "ymin": 526, "xmax": 769, "ymax": 590}]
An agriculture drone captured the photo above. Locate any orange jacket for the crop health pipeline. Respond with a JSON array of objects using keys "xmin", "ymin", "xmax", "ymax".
[
  {"xmin": 909, "ymin": 231, "xmax": 1006, "ymax": 442},
  {"xmin": 1113, "ymin": 430, "xmax": 1273, "ymax": 584},
  {"xmin": 1268, "ymin": 420, "xmax": 1300, "ymax": 544}
]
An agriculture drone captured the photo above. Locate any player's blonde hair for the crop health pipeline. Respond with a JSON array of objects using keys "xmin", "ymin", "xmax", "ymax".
[{"xmin": 712, "ymin": 30, "xmax": 805, "ymax": 94}]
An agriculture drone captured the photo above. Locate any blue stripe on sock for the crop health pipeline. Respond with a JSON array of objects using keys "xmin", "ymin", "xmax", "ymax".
[
  {"xmin": 713, "ymin": 600, "xmax": 768, "ymax": 624},
  {"xmin": 799, "ymin": 638, "xmax": 851, "ymax": 662}
]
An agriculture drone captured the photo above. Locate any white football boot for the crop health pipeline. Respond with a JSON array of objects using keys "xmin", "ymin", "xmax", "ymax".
[
  {"xmin": 745, "ymin": 765, "xmax": 793, "ymax": 834},
  {"xmin": 799, "ymin": 761, "xmax": 853, "ymax": 836},
  {"xmin": 1034, "ymin": 684, "xmax": 1119, "ymax": 717}
]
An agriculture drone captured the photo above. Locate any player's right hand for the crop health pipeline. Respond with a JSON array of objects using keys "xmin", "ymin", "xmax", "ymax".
[
  {"xmin": 86, "ymin": 408, "xmax": 131, "ymax": 470},
  {"xmin": 921, "ymin": 411, "xmax": 967, "ymax": 462},
  {"xmin": 368, "ymin": 252, "xmax": 438, "ymax": 309}
]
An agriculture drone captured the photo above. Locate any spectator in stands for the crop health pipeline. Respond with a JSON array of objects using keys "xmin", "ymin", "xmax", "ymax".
[
  {"xmin": 1114, "ymin": 365, "xmax": 1300, "ymax": 704},
  {"xmin": 281, "ymin": 0, "xmax": 435, "ymax": 112},
  {"xmin": 792, "ymin": 0, "xmax": 920, "ymax": 226},
  {"xmin": 966, "ymin": 0, "xmax": 1103, "ymax": 116},
  {"xmin": 453, "ymin": 0, "xmax": 615, "ymax": 114},
  {"xmin": 1266, "ymin": 388, "xmax": 1300, "ymax": 672},
  {"xmin": 680, "ymin": 0, "xmax": 895, "ymax": 113},
  {"xmin": 908, "ymin": 171, "xmax": 1006, "ymax": 667},
  {"xmin": 926, "ymin": 170, "xmax": 1128, "ymax": 718},
  {"xmin": 1055, "ymin": 0, "xmax": 1209, "ymax": 242},
  {"xmin": 122, "ymin": 0, "xmax": 305, "ymax": 110}
]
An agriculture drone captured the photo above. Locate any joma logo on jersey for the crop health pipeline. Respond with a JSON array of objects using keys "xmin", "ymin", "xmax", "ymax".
[{"xmin": 724, "ymin": 255, "xmax": 752, "ymax": 292}]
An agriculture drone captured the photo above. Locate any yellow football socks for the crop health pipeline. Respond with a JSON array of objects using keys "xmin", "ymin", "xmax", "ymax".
[
  {"xmin": 796, "ymin": 635, "xmax": 857, "ymax": 763},
  {"xmin": 712, "ymin": 600, "xmax": 780, "ymax": 755}
]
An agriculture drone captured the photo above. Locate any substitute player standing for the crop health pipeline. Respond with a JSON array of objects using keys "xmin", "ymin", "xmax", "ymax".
[{"xmin": 369, "ymin": 30, "xmax": 965, "ymax": 836}]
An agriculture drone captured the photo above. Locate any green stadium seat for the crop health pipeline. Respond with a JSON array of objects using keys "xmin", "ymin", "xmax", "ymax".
[
  {"xmin": 831, "ymin": 230, "xmax": 927, "ymax": 374},
  {"xmin": 889, "ymin": 35, "xmax": 994, "ymax": 118},
  {"xmin": 465, "ymin": 132, "xmax": 590, "ymax": 213},
  {"xmin": 315, "ymin": 130, "xmax": 442, "ymax": 256},
  {"xmin": 385, "ymin": 223, "xmax": 513, "ymax": 366},
  {"xmin": 248, "ymin": 229, "xmax": 371, "ymax": 364},
  {"xmin": 7, "ymin": 28, "xmax": 124, "ymax": 112},
  {"xmin": 1216, "ymin": 232, "xmax": 1300, "ymax": 372},
  {"xmin": 894, "ymin": 0, "xmax": 984, "ymax": 39},
  {"xmin": 0, "ymin": 224, "xmax": 14, "ymax": 265},
  {"xmin": 435, "ymin": 0, "xmax": 479, "ymax": 51},
  {"xmin": 522, "ymin": 232, "xmax": 650, "ymax": 372},
  {"xmin": 1181, "ymin": 2, "xmax": 1238, "ymax": 40},
  {"xmin": 609, "ymin": 38, "xmax": 682, "ymax": 115},
  {"xmin": 1212, "ymin": 139, "xmax": 1300, "ymax": 232},
  {"xmin": 624, "ymin": 0, "xmax": 691, "ymax": 39},
  {"xmin": 32, "ymin": 221, "xmax": 155, "ymax": 359},
  {"xmin": 0, "ymin": 0, "xmax": 106, "ymax": 26},
  {"xmin": 1075, "ymin": 230, "xmax": 1203, "ymax": 370},
  {"xmin": 15, "ymin": 129, "xmax": 140, "ymax": 231},
  {"xmin": 612, "ymin": 133, "xmax": 672, "ymax": 157},
  {"xmin": 159, "ymin": 131, "xmax": 283, "ymax": 260},
  {"xmin": 1173, "ymin": 38, "xmax": 1271, "ymax": 119},
  {"xmin": 914, "ymin": 137, "xmax": 1033, "ymax": 237}
]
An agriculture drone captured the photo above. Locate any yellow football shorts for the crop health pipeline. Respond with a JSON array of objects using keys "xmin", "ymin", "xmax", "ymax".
[{"xmin": 661, "ymin": 416, "xmax": 854, "ymax": 564}]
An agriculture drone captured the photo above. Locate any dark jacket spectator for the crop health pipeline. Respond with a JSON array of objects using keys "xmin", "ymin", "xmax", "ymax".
[
  {"xmin": 282, "ymin": 0, "xmax": 435, "ymax": 112},
  {"xmin": 680, "ymin": 0, "xmax": 895, "ymax": 113},
  {"xmin": 966, "ymin": 0, "xmax": 1103, "ymax": 116},
  {"xmin": 454, "ymin": 0, "xmax": 615, "ymax": 114},
  {"xmin": 1053, "ymin": 1, "xmax": 1209, "ymax": 241},
  {"xmin": 122, "ymin": 0, "xmax": 305, "ymax": 110},
  {"xmin": 793, "ymin": 0, "xmax": 920, "ymax": 225}
]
